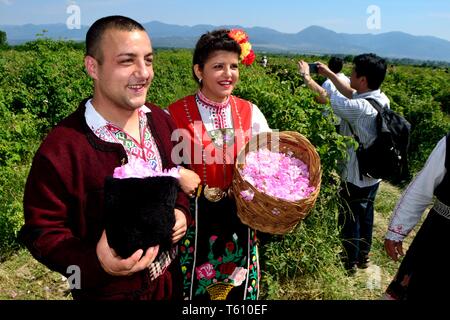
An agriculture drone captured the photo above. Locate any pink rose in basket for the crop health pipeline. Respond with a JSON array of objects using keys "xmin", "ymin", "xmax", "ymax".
[
  {"xmin": 240, "ymin": 148, "xmax": 315, "ymax": 202},
  {"xmin": 240, "ymin": 189, "xmax": 255, "ymax": 201}
]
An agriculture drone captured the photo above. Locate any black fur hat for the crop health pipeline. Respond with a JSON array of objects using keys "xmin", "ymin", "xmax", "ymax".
[{"xmin": 104, "ymin": 175, "xmax": 179, "ymax": 258}]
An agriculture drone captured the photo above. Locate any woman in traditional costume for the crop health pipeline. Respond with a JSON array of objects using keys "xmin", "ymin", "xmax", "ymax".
[
  {"xmin": 383, "ymin": 132, "xmax": 449, "ymax": 299},
  {"xmin": 168, "ymin": 29, "xmax": 271, "ymax": 300}
]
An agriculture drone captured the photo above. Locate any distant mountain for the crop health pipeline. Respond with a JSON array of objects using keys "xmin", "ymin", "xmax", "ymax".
[
  {"xmin": 1, "ymin": 21, "xmax": 450, "ymax": 62},
  {"xmin": 0, "ymin": 23, "xmax": 88, "ymax": 44}
]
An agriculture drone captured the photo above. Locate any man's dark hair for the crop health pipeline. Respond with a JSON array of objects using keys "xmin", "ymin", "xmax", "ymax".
[
  {"xmin": 85, "ymin": 15, "xmax": 146, "ymax": 63},
  {"xmin": 192, "ymin": 29, "xmax": 241, "ymax": 83},
  {"xmin": 328, "ymin": 56, "xmax": 344, "ymax": 74},
  {"xmin": 353, "ymin": 53, "xmax": 387, "ymax": 90}
]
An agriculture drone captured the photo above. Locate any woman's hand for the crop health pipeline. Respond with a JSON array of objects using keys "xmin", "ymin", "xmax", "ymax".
[{"xmin": 178, "ymin": 167, "xmax": 201, "ymax": 197}]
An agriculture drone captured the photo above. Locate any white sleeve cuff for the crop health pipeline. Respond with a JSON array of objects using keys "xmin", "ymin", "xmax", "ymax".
[{"xmin": 385, "ymin": 230, "xmax": 406, "ymax": 242}]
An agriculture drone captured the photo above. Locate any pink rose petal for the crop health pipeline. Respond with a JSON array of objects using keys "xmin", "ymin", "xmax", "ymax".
[
  {"xmin": 113, "ymin": 158, "xmax": 180, "ymax": 179},
  {"xmin": 239, "ymin": 148, "xmax": 315, "ymax": 202}
]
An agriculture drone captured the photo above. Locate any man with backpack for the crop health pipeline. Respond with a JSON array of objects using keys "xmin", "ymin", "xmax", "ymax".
[{"xmin": 298, "ymin": 53, "xmax": 398, "ymax": 274}]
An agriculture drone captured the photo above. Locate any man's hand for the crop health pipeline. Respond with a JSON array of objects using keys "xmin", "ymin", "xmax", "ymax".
[
  {"xmin": 298, "ymin": 60, "xmax": 328, "ymax": 103},
  {"xmin": 96, "ymin": 230, "xmax": 159, "ymax": 276},
  {"xmin": 384, "ymin": 239, "xmax": 404, "ymax": 261},
  {"xmin": 297, "ymin": 60, "xmax": 310, "ymax": 77},
  {"xmin": 317, "ymin": 61, "xmax": 354, "ymax": 98},
  {"xmin": 316, "ymin": 61, "xmax": 333, "ymax": 77},
  {"xmin": 172, "ymin": 209, "xmax": 187, "ymax": 243},
  {"xmin": 178, "ymin": 167, "xmax": 201, "ymax": 197}
]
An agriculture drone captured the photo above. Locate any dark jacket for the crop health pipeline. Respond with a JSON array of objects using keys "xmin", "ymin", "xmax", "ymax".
[{"xmin": 19, "ymin": 99, "xmax": 190, "ymax": 300}]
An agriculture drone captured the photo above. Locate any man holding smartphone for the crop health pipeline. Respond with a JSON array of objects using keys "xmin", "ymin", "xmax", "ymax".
[
  {"xmin": 298, "ymin": 53, "xmax": 389, "ymax": 275},
  {"xmin": 308, "ymin": 63, "xmax": 319, "ymax": 73}
]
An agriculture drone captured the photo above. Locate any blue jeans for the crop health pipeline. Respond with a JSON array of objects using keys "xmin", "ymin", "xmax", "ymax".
[{"xmin": 339, "ymin": 181, "xmax": 380, "ymax": 266}]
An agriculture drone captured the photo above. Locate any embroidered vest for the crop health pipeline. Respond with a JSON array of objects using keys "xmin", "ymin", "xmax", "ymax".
[
  {"xmin": 169, "ymin": 95, "xmax": 252, "ymax": 189},
  {"xmin": 434, "ymin": 133, "xmax": 450, "ymax": 205}
]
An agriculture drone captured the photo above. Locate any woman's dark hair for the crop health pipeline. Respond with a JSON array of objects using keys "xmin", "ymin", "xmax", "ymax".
[
  {"xmin": 85, "ymin": 15, "xmax": 145, "ymax": 64},
  {"xmin": 192, "ymin": 29, "xmax": 241, "ymax": 83}
]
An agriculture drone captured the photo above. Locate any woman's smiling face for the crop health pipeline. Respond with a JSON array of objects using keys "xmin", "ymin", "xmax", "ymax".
[{"xmin": 194, "ymin": 50, "xmax": 240, "ymax": 103}]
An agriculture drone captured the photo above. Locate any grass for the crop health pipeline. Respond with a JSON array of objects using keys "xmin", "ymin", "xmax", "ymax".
[
  {"xmin": 259, "ymin": 181, "xmax": 424, "ymax": 300},
  {"xmin": 0, "ymin": 249, "xmax": 71, "ymax": 300},
  {"xmin": 330, "ymin": 181, "xmax": 424, "ymax": 300},
  {"xmin": 0, "ymin": 181, "xmax": 424, "ymax": 300}
]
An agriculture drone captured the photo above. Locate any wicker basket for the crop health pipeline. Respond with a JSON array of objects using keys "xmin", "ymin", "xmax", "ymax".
[{"xmin": 232, "ymin": 131, "xmax": 321, "ymax": 235}]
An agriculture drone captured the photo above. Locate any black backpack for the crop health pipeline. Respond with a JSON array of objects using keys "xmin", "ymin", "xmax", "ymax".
[{"xmin": 349, "ymin": 98, "xmax": 411, "ymax": 183}]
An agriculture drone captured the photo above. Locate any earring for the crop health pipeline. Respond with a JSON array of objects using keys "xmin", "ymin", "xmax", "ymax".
[{"xmin": 199, "ymin": 78, "xmax": 202, "ymax": 84}]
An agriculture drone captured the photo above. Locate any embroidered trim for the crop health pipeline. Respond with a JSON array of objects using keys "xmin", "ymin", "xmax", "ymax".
[
  {"xmin": 197, "ymin": 90, "xmax": 230, "ymax": 109},
  {"xmin": 90, "ymin": 109, "xmax": 162, "ymax": 170},
  {"xmin": 196, "ymin": 95, "xmax": 230, "ymax": 131},
  {"xmin": 387, "ymin": 227, "xmax": 408, "ymax": 237},
  {"xmin": 188, "ymin": 195, "xmax": 200, "ymax": 299},
  {"xmin": 244, "ymin": 228, "xmax": 250, "ymax": 300},
  {"xmin": 148, "ymin": 248, "xmax": 177, "ymax": 281},
  {"xmin": 433, "ymin": 198, "xmax": 450, "ymax": 220},
  {"xmin": 182, "ymin": 96, "xmax": 245, "ymax": 186},
  {"xmin": 255, "ymin": 238, "xmax": 260, "ymax": 300}
]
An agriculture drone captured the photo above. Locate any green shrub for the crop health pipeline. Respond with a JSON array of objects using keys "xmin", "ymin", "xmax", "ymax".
[
  {"xmin": 0, "ymin": 164, "xmax": 29, "ymax": 261},
  {"xmin": 1, "ymin": 42, "xmax": 450, "ymax": 299},
  {"xmin": 2, "ymin": 39, "xmax": 92, "ymax": 128}
]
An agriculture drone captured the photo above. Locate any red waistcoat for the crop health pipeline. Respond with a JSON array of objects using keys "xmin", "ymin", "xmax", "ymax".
[{"xmin": 169, "ymin": 95, "xmax": 252, "ymax": 189}]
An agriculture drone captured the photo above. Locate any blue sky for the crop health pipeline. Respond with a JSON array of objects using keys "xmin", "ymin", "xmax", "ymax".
[{"xmin": 1, "ymin": 0, "xmax": 450, "ymax": 41}]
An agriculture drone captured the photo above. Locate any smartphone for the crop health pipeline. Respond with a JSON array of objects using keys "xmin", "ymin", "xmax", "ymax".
[{"xmin": 308, "ymin": 63, "xmax": 319, "ymax": 73}]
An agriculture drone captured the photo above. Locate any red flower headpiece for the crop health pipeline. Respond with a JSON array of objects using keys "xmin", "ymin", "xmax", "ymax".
[{"xmin": 228, "ymin": 29, "xmax": 256, "ymax": 66}]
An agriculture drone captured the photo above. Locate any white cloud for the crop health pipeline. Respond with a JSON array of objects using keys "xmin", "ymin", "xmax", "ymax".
[{"xmin": 0, "ymin": 0, "xmax": 14, "ymax": 5}]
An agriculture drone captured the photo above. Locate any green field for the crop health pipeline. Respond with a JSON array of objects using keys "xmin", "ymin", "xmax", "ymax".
[{"xmin": 1, "ymin": 39, "xmax": 449, "ymax": 299}]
